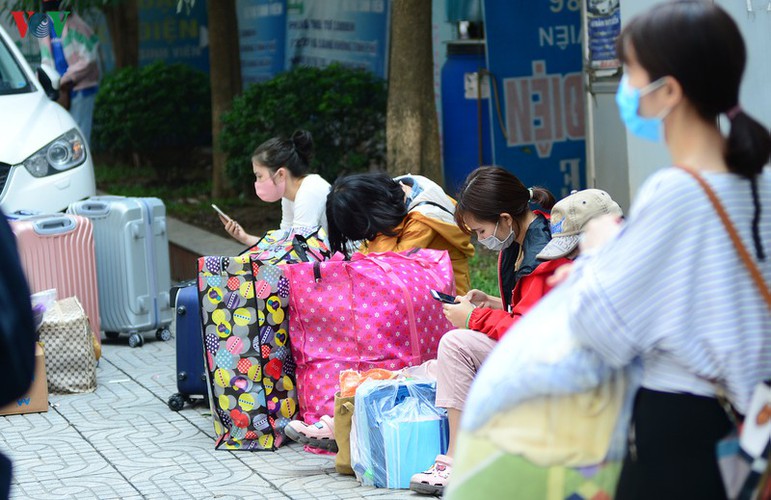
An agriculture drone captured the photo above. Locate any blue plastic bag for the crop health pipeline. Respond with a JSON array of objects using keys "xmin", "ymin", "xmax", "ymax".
[{"xmin": 351, "ymin": 379, "xmax": 449, "ymax": 489}]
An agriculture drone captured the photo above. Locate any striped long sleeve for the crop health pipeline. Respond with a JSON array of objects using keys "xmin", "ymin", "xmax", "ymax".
[{"xmin": 569, "ymin": 167, "xmax": 771, "ymax": 414}]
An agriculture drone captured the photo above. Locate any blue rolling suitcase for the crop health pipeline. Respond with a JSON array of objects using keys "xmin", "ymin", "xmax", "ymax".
[{"xmin": 167, "ymin": 283, "xmax": 207, "ymax": 411}]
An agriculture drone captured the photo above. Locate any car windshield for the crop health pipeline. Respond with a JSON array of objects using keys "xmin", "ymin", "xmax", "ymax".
[{"xmin": 0, "ymin": 37, "xmax": 33, "ymax": 96}]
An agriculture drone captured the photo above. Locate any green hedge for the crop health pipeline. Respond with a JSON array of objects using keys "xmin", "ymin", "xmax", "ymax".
[
  {"xmin": 220, "ymin": 63, "xmax": 387, "ymax": 189},
  {"xmin": 93, "ymin": 62, "xmax": 211, "ymax": 166}
]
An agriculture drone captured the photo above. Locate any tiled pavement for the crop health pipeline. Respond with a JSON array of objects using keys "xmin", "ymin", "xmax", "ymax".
[{"xmin": 0, "ymin": 332, "xmax": 419, "ymax": 500}]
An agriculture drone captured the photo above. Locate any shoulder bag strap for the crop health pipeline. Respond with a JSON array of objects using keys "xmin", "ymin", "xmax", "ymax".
[
  {"xmin": 411, "ymin": 200, "xmax": 454, "ymax": 216},
  {"xmin": 675, "ymin": 166, "xmax": 771, "ymax": 310}
]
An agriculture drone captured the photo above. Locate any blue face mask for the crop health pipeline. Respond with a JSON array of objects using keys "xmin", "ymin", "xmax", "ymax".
[{"xmin": 615, "ymin": 75, "xmax": 670, "ymax": 142}]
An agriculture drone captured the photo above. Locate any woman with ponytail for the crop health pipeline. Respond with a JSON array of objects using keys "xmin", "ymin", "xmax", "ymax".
[
  {"xmin": 560, "ymin": 2, "xmax": 771, "ymax": 497},
  {"xmin": 220, "ymin": 130, "xmax": 331, "ymax": 245},
  {"xmin": 450, "ymin": 166, "xmax": 556, "ymax": 312}
]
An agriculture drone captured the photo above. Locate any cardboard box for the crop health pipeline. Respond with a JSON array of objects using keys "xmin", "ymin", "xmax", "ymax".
[{"xmin": 0, "ymin": 343, "xmax": 49, "ymax": 416}]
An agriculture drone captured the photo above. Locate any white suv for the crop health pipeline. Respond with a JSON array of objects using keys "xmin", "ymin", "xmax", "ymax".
[{"xmin": 0, "ymin": 24, "xmax": 95, "ymax": 214}]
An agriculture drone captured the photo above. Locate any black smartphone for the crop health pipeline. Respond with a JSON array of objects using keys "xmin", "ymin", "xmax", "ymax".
[{"xmin": 430, "ymin": 289, "xmax": 458, "ymax": 305}]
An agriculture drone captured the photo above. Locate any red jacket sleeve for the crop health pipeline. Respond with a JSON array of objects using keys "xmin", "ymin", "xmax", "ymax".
[{"xmin": 467, "ymin": 271, "xmax": 554, "ymax": 341}]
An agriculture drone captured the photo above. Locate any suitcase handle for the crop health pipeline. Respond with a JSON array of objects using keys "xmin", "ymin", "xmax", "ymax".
[
  {"xmin": 7, "ymin": 209, "xmax": 40, "ymax": 220},
  {"xmin": 90, "ymin": 195, "xmax": 125, "ymax": 202},
  {"xmin": 32, "ymin": 215, "xmax": 77, "ymax": 235},
  {"xmin": 77, "ymin": 201, "xmax": 110, "ymax": 216}
]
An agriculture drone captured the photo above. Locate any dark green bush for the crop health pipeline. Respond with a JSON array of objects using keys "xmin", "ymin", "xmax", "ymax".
[
  {"xmin": 92, "ymin": 62, "xmax": 211, "ymax": 173},
  {"xmin": 221, "ymin": 63, "xmax": 387, "ymax": 189}
]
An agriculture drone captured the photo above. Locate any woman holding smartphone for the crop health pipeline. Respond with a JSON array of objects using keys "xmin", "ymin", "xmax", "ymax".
[
  {"xmin": 219, "ymin": 130, "xmax": 331, "ymax": 245},
  {"xmin": 412, "ymin": 187, "xmax": 623, "ymax": 496}
]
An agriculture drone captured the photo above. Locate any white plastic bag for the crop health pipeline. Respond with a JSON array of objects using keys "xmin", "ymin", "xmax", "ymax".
[
  {"xmin": 463, "ymin": 281, "xmax": 614, "ymax": 430},
  {"xmin": 30, "ymin": 288, "xmax": 57, "ymax": 333},
  {"xmin": 461, "ymin": 278, "xmax": 639, "ymax": 464}
]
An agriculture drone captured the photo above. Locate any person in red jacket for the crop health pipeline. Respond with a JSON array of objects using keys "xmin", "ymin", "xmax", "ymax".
[{"xmin": 409, "ymin": 189, "xmax": 623, "ymax": 496}]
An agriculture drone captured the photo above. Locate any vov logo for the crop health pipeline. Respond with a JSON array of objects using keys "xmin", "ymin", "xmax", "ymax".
[{"xmin": 11, "ymin": 10, "xmax": 70, "ymax": 39}]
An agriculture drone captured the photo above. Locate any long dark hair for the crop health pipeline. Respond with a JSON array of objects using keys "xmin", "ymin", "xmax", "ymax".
[
  {"xmin": 454, "ymin": 166, "xmax": 555, "ymax": 236},
  {"xmin": 251, "ymin": 130, "xmax": 314, "ymax": 177},
  {"xmin": 326, "ymin": 172, "xmax": 407, "ymax": 255},
  {"xmin": 617, "ymin": 0, "xmax": 770, "ymax": 259}
]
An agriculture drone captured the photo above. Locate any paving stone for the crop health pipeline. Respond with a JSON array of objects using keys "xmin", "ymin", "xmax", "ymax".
[
  {"xmin": 0, "ymin": 333, "xmax": 424, "ymax": 499},
  {"xmin": 10, "ymin": 473, "xmax": 141, "ymax": 500}
]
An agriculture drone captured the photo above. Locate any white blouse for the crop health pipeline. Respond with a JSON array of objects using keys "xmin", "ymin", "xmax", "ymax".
[{"xmin": 279, "ymin": 174, "xmax": 331, "ymax": 232}]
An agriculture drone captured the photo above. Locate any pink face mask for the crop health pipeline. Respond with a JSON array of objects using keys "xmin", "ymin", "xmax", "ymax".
[{"xmin": 253, "ymin": 170, "xmax": 286, "ymax": 203}]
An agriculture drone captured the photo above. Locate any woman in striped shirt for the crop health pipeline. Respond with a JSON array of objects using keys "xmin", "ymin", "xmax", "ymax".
[{"xmin": 566, "ymin": 2, "xmax": 771, "ymax": 498}]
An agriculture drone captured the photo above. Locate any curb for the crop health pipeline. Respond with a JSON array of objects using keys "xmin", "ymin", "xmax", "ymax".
[{"xmin": 166, "ymin": 216, "xmax": 243, "ymax": 281}]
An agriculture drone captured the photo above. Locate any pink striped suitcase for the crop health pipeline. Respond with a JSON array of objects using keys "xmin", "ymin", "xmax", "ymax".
[{"xmin": 11, "ymin": 214, "xmax": 101, "ymax": 352}]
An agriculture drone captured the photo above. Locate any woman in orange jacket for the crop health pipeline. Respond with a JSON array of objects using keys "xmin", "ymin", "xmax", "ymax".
[
  {"xmin": 326, "ymin": 172, "xmax": 475, "ymax": 294},
  {"xmin": 284, "ymin": 171, "xmax": 475, "ymax": 450}
]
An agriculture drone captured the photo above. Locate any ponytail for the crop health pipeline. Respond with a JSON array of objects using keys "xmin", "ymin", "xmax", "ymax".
[
  {"xmin": 724, "ymin": 108, "xmax": 770, "ymax": 261},
  {"xmin": 724, "ymin": 109, "xmax": 771, "ymax": 179},
  {"xmin": 454, "ymin": 166, "xmax": 556, "ymax": 233},
  {"xmin": 291, "ymin": 129, "xmax": 314, "ymax": 166},
  {"xmin": 529, "ymin": 186, "xmax": 556, "ymax": 211},
  {"xmin": 252, "ymin": 129, "xmax": 315, "ymax": 178}
]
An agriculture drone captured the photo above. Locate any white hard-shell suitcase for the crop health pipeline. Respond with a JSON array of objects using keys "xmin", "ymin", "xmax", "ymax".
[{"xmin": 68, "ymin": 196, "xmax": 173, "ymax": 347}]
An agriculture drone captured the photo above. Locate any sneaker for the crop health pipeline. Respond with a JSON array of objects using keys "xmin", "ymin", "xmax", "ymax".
[
  {"xmin": 409, "ymin": 454, "xmax": 453, "ymax": 496},
  {"xmin": 283, "ymin": 415, "xmax": 338, "ymax": 452}
]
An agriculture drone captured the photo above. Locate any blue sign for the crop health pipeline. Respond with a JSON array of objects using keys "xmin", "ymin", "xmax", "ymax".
[
  {"xmin": 285, "ymin": 0, "xmax": 390, "ymax": 78},
  {"xmin": 587, "ymin": 0, "xmax": 620, "ymax": 70},
  {"xmin": 138, "ymin": 0, "xmax": 209, "ymax": 73},
  {"xmin": 482, "ymin": 0, "xmax": 585, "ymax": 198},
  {"xmin": 237, "ymin": 0, "xmax": 287, "ymax": 85}
]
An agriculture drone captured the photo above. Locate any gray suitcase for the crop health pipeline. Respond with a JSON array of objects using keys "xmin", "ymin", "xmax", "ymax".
[{"xmin": 68, "ymin": 196, "xmax": 173, "ymax": 347}]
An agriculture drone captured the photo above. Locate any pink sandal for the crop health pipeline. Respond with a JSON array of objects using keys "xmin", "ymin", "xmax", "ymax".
[{"xmin": 284, "ymin": 415, "xmax": 338, "ymax": 452}]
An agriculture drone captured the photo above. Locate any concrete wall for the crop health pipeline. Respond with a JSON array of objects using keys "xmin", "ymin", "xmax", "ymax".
[{"xmin": 715, "ymin": 1, "xmax": 771, "ymax": 131}]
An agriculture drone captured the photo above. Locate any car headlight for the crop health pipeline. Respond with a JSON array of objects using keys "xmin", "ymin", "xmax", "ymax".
[{"xmin": 22, "ymin": 129, "xmax": 87, "ymax": 178}]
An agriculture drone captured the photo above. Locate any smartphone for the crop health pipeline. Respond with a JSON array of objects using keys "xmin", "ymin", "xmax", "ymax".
[
  {"xmin": 211, "ymin": 204, "xmax": 231, "ymax": 222},
  {"xmin": 430, "ymin": 289, "xmax": 458, "ymax": 305}
]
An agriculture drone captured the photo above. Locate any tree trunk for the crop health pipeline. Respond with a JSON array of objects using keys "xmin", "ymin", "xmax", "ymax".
[
  {"xmin": 386, "ymin": 0, "xmax": 442, "ymax": 184},
  {"xmin": 207, "ymin": 0, "xmax": 241, "ymax": 198},
  {"xmin": 102, "ymin": 0, "xmax": 138, "ymax": 68}
]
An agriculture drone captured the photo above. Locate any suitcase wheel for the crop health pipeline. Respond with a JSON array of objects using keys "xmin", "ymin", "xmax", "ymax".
[
  {"xmin": 105, "ymin": 331, "xmax": 120, "ymax": 340},
  {"xmin": 156, "ymin": 327, "xmax": 172, "ymax": 342},
  {"xmin": 128, "ymin": 333, "xmax": 144, "ymax": 348},
  {"xmin": 168, "ymin": 393, "xmax": 186, "ymax": 411}
]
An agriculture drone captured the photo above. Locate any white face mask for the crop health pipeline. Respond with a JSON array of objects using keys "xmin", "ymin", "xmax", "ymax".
[{"xmin": 478, "ymin": 220, "xmax": 515, "ymax": 251}]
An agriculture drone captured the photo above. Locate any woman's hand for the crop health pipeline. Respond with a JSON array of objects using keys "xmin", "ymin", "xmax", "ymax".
[
  {"xmin": 221, "ymin": 216, "xmax": 258, "ymax": 246},
  {"xmin": 546, "ymin": 263, "xmax": 575, "ymax": 287},
  {"xmin": 398, "ymin": 181, "xmax": 412, "ymax": 201},
  {"xmin": 463, "ymin": 289, "xmax": 504, "ymax": 309},
  {"xmin": 443, "ymin": 296, "xmax": 476, "ymax": 329},
  {"xmin": 463, "ymin": 289, "xmax": 489, "ymax": 308},
  {"xmin": 580, "ymin": 214, "xmax": 623, "ymax": 254}
]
